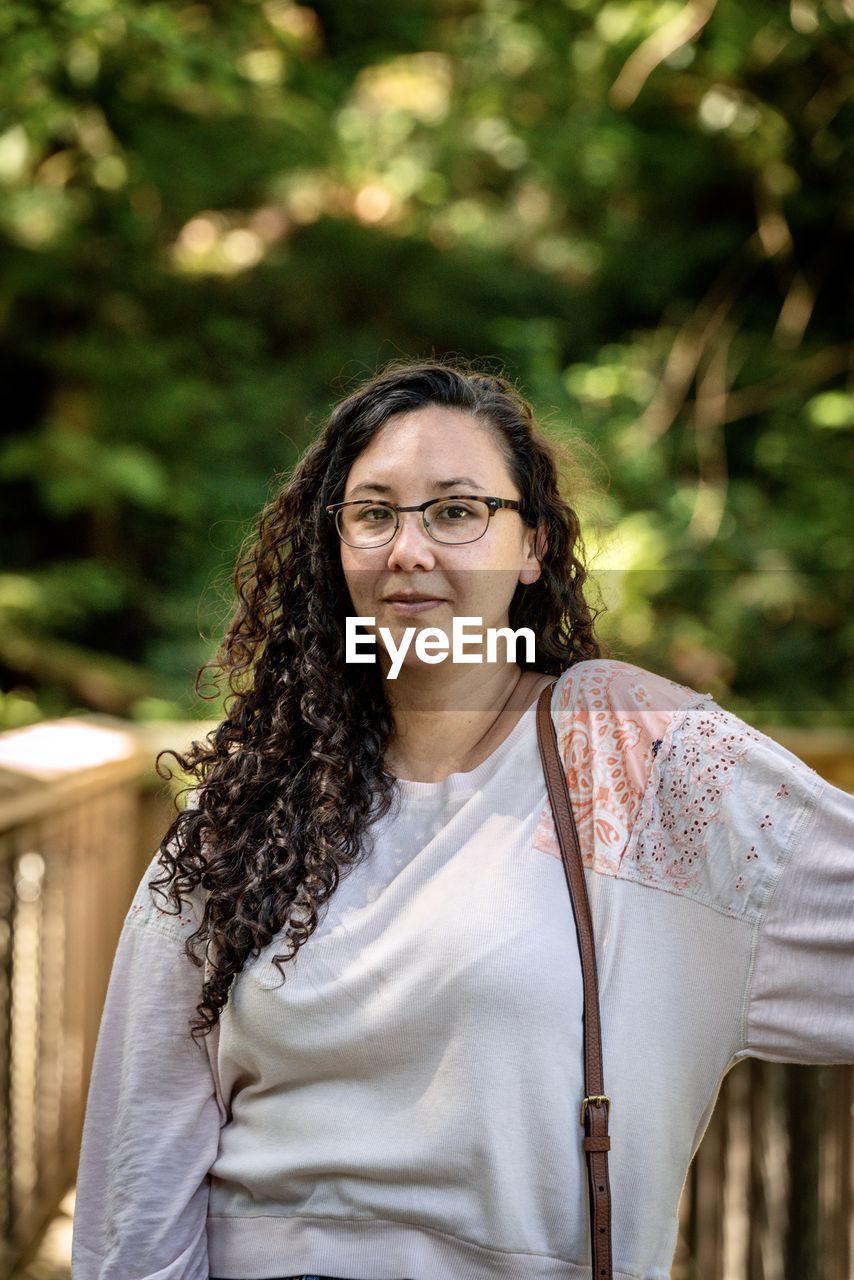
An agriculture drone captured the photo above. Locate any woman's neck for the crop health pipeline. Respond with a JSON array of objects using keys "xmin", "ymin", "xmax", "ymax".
[{"xmin": 382, "ymin": 663, "xmax": 553, "ymax": 783}]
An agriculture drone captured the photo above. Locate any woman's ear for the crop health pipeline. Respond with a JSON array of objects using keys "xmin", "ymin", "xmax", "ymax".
[{"xmin": 519, "ymin": 523, "xmax": 548, "ymax": 585}]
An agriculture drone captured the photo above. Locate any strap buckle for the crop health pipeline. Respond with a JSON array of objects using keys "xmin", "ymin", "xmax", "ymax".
[{"xmin": 580, "ymin": 1094, "xmax": 611, "ymax": 1126}]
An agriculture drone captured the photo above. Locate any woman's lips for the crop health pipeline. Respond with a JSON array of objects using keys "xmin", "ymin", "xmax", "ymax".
[{"xmin": 382, "ymin": 598, "xmax": 446, "ymax": 616}]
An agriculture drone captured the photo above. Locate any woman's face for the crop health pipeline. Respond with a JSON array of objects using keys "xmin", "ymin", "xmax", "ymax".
[{"xmin": 338, "ymin": 405, "xmax": 542, "ymax": 673}]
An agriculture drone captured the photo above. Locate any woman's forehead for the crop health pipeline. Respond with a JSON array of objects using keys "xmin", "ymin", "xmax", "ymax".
[{"xmin": 348, "ymin": 406, "xmax": 508, "ymax": 480}]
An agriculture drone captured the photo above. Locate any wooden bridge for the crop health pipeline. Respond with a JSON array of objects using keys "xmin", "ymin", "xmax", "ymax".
[{"xmin": 1, "ymin": 717, "xmax": 851, "ymax": 1280}]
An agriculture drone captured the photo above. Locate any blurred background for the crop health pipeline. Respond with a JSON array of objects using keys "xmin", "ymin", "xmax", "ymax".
[{"xmin": 0, "ymin": 1, "xmax": 851, "ymax": 1277}]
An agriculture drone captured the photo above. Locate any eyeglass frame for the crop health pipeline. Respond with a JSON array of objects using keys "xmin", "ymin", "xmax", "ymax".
[{"xmin": 325, "ymin": 494, "xmax": 526, "ymax": 547}]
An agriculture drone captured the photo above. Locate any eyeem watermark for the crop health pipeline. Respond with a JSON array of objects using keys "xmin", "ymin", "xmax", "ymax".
[{"xmin": 346, "ymin": 616, "xmax": 535, "ymax": 679}]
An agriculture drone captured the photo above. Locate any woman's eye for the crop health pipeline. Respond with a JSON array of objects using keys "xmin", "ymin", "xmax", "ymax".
[
  {"xmin": 357, "ymin": 505, "xmax": 394, "ymax": 522},
  {"xmin": 435, "ymin": 502, "xmax": 474, "ymax": 521}
]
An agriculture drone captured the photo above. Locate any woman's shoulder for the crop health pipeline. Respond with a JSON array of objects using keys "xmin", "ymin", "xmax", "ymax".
[
  {"xmin": 126, "ymin": 789, "xmax": 208, "ymax": 944},
  {"xmin": 551, "ymin": 656, "xmax": 710, "ymax": 726},
  {"xmin": 126, "ymin": 853, "xmax": 204, "ymax": 942},
  {"xmin": 537, "ymin": 657, "xmax": 828, "ymax": 920},
  {"xmin": 548, "ymin": 657, "xmax": 712, "ymax": 778}
]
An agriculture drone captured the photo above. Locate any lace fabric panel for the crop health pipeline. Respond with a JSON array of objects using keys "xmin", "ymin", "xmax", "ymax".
[
  {"xmin": 532, "ymin": 659, "xmax": 825, "ymax": 922},
  {"xmin": 620, "ymin": 701, "xmax": 825, "ymax": 920},
  {"xmin": 125, "ymin": 854, "xmax": 206, "ymax": 948}
]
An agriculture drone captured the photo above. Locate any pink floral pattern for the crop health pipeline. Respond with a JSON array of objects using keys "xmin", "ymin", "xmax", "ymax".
[{"xmin": 532, "ymin": 659, "xmax": 708, "ymax": 875}]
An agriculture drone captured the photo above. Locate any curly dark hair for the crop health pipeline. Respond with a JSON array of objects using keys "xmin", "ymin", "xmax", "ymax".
[{"xmin": 150, "ymin": 355, "xmax": 608, "ymax": 1042}]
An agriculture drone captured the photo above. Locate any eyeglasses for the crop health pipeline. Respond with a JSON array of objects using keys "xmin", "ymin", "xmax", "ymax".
[{"xmin": 325, "ymin": 495, "xmax": 524, "ymax": 548}]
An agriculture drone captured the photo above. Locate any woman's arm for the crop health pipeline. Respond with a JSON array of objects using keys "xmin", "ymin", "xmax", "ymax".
[
  {"xmin": 71, "ymin": 861, "xmax": 224, "ymax": 1280},
  {"xmin": 744, "ymin": 772, "xmax": 854, "ymax": 1065},
  {"xmin": 616, "ymin": 686, "xmax": 854, "ymax": 1065}
]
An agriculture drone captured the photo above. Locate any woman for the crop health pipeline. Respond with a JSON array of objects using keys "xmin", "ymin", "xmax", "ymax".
[{"xmin": 72, "ymin": 358, "xmax": 854, "ymax": 1280}]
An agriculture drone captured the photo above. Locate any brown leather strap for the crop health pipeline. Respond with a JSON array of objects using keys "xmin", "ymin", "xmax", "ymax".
[{"xmin": 536, "ymin": 681, "xmax": 613, "ymax": 1280}]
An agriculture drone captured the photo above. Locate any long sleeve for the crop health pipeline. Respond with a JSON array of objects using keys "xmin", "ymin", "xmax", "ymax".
[
  {"xmin": 613, "ymin": 686, "xmax": 854, "ymax": 1066},
  {"xmin": 71, "ymin": 857, "xmax": 225, "ymax": 1280},
  {"xmin": 745, "ymin": 772, "xmax": 854, "ymax": 1065}
]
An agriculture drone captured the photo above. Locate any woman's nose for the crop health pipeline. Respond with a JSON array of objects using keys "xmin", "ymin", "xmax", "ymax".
[{"xmin": 385, "ymin": 510, "xmax": 437, "ymax": 571}]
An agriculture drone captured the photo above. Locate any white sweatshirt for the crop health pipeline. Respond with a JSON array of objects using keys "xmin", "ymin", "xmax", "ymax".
[{"xmin": 71, "ymin": 659, "xmax": 854, "ymax": 1280}]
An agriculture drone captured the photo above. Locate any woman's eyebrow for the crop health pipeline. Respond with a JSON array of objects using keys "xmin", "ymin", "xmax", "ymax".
[{"xmin": 348, "ymin": 477, "xmax": 481, "ymax": 497}]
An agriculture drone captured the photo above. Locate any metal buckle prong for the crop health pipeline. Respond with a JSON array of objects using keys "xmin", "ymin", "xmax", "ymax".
[{"xmin": 580, "ymin": 1094, "xmax": 611, "ymax": 1126}]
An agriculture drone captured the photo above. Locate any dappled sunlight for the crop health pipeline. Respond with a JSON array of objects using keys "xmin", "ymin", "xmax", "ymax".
[
  {"xmin": 0, "ymin": 126, "xmax": 30, "ymax": 182},
  {"xmin": 171, "ymin": 212, "xmax": 278, "ymax": 275},
  {"xmin": 352, "ymin": 52, "xmax": 452, "ymax": 125}
]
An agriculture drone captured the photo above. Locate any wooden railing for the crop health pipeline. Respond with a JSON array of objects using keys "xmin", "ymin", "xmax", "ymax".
[
  {"xmin": 674, "ymin": 1060, "xmax": 852, "ymax": 1280},
  {"xmin": 0, "ymin": 717, "xmax": 851, "ymax": 1279},
  {"xmin": 0, "ymin": 717, "xmax": 183, "ymax": 1278}
]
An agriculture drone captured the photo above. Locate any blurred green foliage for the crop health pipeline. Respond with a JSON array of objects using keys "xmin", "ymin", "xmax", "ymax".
[{"xmin": 0, "ymin": 0, "xmax": 851, "ymax": 728}]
